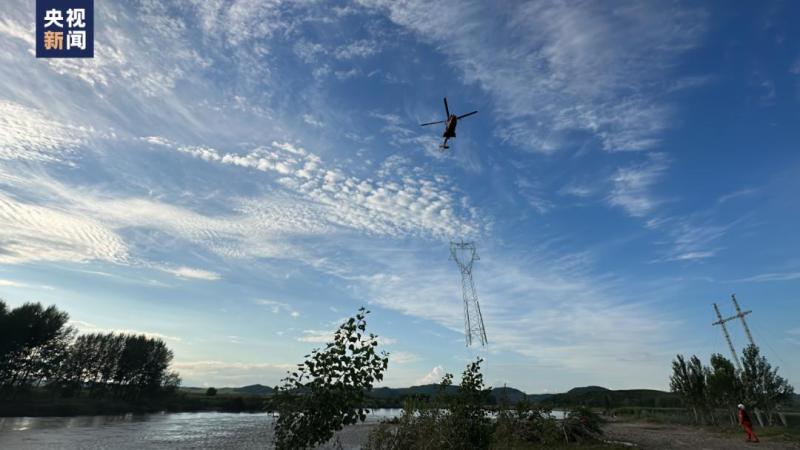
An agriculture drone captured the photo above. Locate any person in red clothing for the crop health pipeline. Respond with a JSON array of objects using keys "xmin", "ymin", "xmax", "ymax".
[{"xmin": 738, "ymin": 403, "xmax": 759, "ymax": 443}]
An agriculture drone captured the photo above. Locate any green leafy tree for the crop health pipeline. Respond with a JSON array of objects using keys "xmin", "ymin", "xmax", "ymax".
[
  {"xmin": 206, "ymin": 387, "xmax": 217, "ymax": 396},
  {"xmin": 449, "ymin": 358, "xmax": 493, "ymax": 449},
  {"xmin": 670, "ymin": 354, "xmax": 708, "ymax": 424},
  {"xmin": 270, "ymin": 307, "xmax": 389, "ymax": 450},
  {"xmin": 704, "ymin": 353, "xmax": 741, "ymax": 424},
  {"xmin": 0, "ymin": 301, "xmax": 73, "ymax": 398},
  {"xmin": 740, "ymin": 345, "xmax": 795, "ymax": 426}
]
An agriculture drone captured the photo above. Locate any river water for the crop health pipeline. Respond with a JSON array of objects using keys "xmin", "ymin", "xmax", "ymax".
[{"xmin": 0, "ymin": 409, "xmax": 402, "ymax": 450}]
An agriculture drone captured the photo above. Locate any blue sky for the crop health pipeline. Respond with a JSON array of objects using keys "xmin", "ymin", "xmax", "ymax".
[{"xmin": 1, "ymin": 0, "xmax": 798, "ymax": 392}]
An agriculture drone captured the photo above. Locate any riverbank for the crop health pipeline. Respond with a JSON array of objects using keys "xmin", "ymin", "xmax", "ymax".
[{"xmin": 603, "ymin": 421, "xmax": 800, "ymax": 449}]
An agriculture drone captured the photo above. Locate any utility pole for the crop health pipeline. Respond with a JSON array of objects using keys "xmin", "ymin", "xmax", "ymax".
[
  {"xmin": 712, "ymin": 302, "xmax": 742, "ymax": 371},
  {"xmin": 730, "ymin": 294, "xmax": 755, "ymax": 347},
  {"xmin": 450, "ymin": 240, "xmax": 488, "ymax": 347}
]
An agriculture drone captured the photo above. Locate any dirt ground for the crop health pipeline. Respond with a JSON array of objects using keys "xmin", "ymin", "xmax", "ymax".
[{"xmin": 603, "ymin": 422, "xmax": 800, "ymax": 450}]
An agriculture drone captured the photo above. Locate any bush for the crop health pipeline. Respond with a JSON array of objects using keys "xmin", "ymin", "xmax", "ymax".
[
  {"xmin": 269, "ymin": 307, "xmax": 389, "ymax": 450},
  {"xmin": 366, "ymin": 360, "xmax": 605, "ymax": 450},
  {"xmin": 205, "ymin": 387, "xmax": 217, "ymax": 396}
]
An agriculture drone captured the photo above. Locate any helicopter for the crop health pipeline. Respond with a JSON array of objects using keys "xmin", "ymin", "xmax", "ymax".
[{"xmin": 420, "ymin": 97, "xmax": 478, "ymax": 150}]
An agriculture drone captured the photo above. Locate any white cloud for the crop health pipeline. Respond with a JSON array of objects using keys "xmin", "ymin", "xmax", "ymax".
[
  {"xmin": 297, "ymin": 329, "xmax": 333, "ymax": 343},
  {"xmin": 255, "ymin": 299, "xmax": 300, "ymax": 318},
  {"xmin": 416, "ymin": 365, "xmax": 445, "ymax": 385},
  {"xmin": 0, "ymin": 100, "xmax": 92, "ymax": 162},
  {"xmin": 734, "ymin": 272, "xmax": 800, "ymax": 283},
  {"xmin": 172, "ymin": 360, "xmax": 294, "ymax": 386},
  {"xmin": 335, "ymin": 243, "xmax": 676, "ymax": 384},
  {"xmin": 0, "ymin": 279, "xmax": 26, "ymax": 288},
  {"xmin": 296, "ymin": 327, "xmax": 394, "ymax": 345},
  {"xmin": 608, "ymin": 153, "xmax": 669, "ymax": 217},
  {"xmin": 391, "ymin": 351, "xmax": 420, "ymax": 364},
  {"xmin": 69, "ymin": 320, "xmax": 183, "ymax": 343},
  {"xmin": 334, "ymin": 39, "xmax": 381, "ymax": 59},
  {"xmin": 359, "ymin": 0, "xmax": 705, "ymax": 153},
  {"xmin": 302, "ymin": 114, "xmax": 324, "ymax": 127},
  {"xmin": 646, "ymin": 214, "xmax": 739, "ymax": 262},
  {"xmin": 150, "ymin": 138, "xmax": 487, "ymax": 240},
  {"xmin": 162, "ymin": 266, "xmax": 221, "ymax": 281},
  {"xmin": 0, "ymin": 191, "xmax": 128, "ymax": 265},
  {"xmin": 717, "ymin": 188, "xmax": 758, "ymax": 204}
]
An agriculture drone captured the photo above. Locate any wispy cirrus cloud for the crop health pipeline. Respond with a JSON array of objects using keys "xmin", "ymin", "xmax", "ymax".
[
  {"xmin": 359, "ymin": 0, "xmax": 705, "ymax": 153},
  {"xmin": 256, "ymin": 299, "xmax": 300, "ymax": 318},
  {"xmin": 734, "ymin": 271, "xmax": 800, "ymax": 283},
  {"xmin": 162, "ymin": 266, "xmax": 221, "ymax": 281},
  {"xmin": 171, "ymin": 360, "xmax": 294, "ymax": 386},
  {"xmin": 608, "ymin": 153, "xmax": 669, "ymax": 217},
  {"xmin": 0, "ymin": 279, "xmax": 27, "ymax": 288},
  {"xmin": 69, "ymin": 320, "xmax": 184, "ymax": 342}
]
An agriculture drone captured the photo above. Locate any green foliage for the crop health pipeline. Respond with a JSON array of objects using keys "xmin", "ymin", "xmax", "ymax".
[
  {"xmin": 0, "ymin": 300, "xmax": 74, "ymax": 397},
  {"xmin": 206, "ymin": 387, "xmax": 217, "ymax": 396},
  {"xmin": 670, "ymin": 349, "xmax": 795, "ymax": 426},
  {"xmin": 670, "ymin": 354, "xmax": 708, "ymax": 423},
  {"xmin": 705, "ymin": 353, "xmax": 741, "ymax": 424},
  {"xmin": 450, "ymin": 358, "xmax": 493, "ymax": 448},
  {"xmin": 366, "ymin": 358, "xmax": 603, "ymax": 450},
  {"xmin": 1, "ymin": 300, "xmax": 179, "ymax": 400},
  {"xmin": 492, "ymin": 398, "xmax": 562, "ymax": 449},
  {"xmin": 741, "ymin": 344, "xmax": 795, "ymax": 425},
  {"xmin": 269, "ymin": 307, "xmax": 389, "ymax": 450}
]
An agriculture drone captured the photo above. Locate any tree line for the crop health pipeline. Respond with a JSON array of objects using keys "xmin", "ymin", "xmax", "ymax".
[
  {"xmin": 0, "ymin": 300, "xmax": 180, "ymax": 400},
  {"xmin": 670, "ymin": 345, "xmax": 794, "ymax": 427}
]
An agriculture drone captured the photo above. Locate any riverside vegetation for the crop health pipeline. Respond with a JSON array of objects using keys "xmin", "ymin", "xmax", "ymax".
[
  {"xmin": 669, "ymin": 349, "xmax": 795, "ymax": 427},
  {"xmin": 0, "ymin": 299, "xmax": 182, "ymax": 415},
  {"xmin": 268, "ymin": 308, "xmax": 619, "ymax": 450}
]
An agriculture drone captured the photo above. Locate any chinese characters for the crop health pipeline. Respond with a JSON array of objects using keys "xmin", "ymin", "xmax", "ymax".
[{"xmin": 36, "ymin": 0, "xmax": 93, "ymax": 58}]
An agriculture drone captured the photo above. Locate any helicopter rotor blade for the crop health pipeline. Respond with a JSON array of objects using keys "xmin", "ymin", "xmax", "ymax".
[
  {"xmin": 420, "ymin": 120, "xmax": 445, "ymax": 127},
  {"xmin": 457, "ymin": 111, "xmax": 478, "ymax": 119},
  {"xmin": 443, "ymin": 97, "xmax": 450, "ymax": 117}
]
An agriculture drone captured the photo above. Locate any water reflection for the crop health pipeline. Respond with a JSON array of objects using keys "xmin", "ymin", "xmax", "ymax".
[{"xmin": 0, "ymin": 409, "xmax": 402, "ymax": 450}]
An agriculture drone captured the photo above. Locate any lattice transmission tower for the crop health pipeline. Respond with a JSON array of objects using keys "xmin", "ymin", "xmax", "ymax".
[
  {"xmin": 450, "ymin": 240, "xmax": 488, "ymax": 347},
  {"xmin": 711, "ymin": 293, "xmax": 756, "ymax": 371}
]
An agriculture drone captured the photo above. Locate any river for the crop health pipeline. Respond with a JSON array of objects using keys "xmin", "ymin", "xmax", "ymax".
[
  {"xmin": 0, "ymin": 409, "xmax": 402, "ymax": 449},
  {"xmin": 0, "ymin": 408, "xmax": 569, "ymax": 449}
]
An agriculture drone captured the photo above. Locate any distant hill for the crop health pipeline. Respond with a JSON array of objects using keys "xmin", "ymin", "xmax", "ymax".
[
  {"xmin": 490, "ymin": 386, "xmax": 527, "ymax": 404},
  {"xmin": 565, "ymin": 386, "xmax": 610, "ymax": 396},
  {"xmin": 230, "ymin": 384, "xmax": 274, "ymax": 396},
  {"xmin": 181, "ymin": 384, "xmax": 273, "ymax": 397},
  {"xmin": 181, "ymin": 383, "xmax": 681, "ymax": 408},
  {"xmin": 543, "ymin": 387, "xmax": 681, "ymax": 408}
]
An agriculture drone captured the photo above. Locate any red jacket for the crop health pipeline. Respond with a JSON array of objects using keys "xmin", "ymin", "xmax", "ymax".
[{"xmin": 739, "ymin": 409, "xmax": 752, "ymax": 425}]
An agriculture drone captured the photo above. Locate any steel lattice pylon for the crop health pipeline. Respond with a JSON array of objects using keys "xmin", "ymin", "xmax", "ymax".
[{"xmin": 450, "ymin": 240, "xmax": 488, "ymax": 347}]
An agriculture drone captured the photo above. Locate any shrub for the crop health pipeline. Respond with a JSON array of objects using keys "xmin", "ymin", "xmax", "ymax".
[{"xmin": 269, "ymin": 307, "xmax": 389, "ymax": 450}]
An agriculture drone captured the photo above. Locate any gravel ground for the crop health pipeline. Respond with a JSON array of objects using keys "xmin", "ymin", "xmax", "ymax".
[
  {"xmin": 603, "ymin": 422, "xmax": 800, "ymax": 450},
  {"xmin": 318, "ymin": 423, "xmax": 380, "ymax": 449}
]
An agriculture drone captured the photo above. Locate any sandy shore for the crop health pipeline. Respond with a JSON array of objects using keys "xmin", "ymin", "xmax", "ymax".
[{"xmin": 603, "ymin": 422, "xmax": 800, "ymax": 450}]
